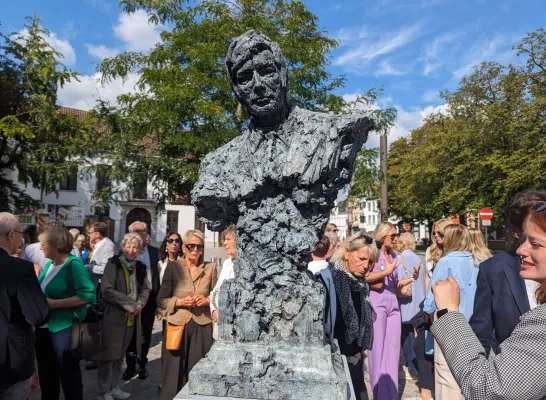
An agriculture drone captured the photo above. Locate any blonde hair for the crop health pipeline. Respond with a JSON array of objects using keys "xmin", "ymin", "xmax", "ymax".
[
  {"xmin": 397, "ymin": 233, "xmax": 416, "ymax": 252},
  {"xmin": 468, "ymin": 228, "xmax": 492, "ymax": 266},
  {"xmin": 427, "ymin": 218, "xmax": 452, "ymax": 267},
  {"xmin": 121, "ymin": 232, "xmax": 143, "ymax": 250},
  {"xmin": 332, "ymin": 231, "xmax": 380, "ymax": 271},
  {"xmin": 38, "ymin": 228, "xmax": 73, "ymax": 254},
  {"xmin": 182, "ymin": 229, "xmax": 205, "ymax": 244},
  {"xmin": 372, "ymin": 222, "xmax": 397, "ymax": 243},
  {"xmin": 442, "ymin": 224, "xmax": 472, "ymax": 256}
]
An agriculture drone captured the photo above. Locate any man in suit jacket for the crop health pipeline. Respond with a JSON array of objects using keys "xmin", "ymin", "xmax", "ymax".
[
  {"xmin": 0, "ymin": 213, "xmax": 50, "ymax": 398},
  {"xmin": 124, "ymin": 221, "xmax": 159, "ymax": 380},
  {"xmin": 469, "ymin": 189, "xmax": 546, "ymax": 355},
  {"xmin": 86, "ymin": 221, "xmax": 116, "ymax": 288},
  {"xmin": 431, "ymin": 276, "xmax": 546, "ymax": 400}
]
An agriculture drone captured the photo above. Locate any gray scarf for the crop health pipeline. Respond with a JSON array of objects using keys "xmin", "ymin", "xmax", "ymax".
[{"xmin": 331, "ymin": 259, "xmax": 376, "ymax": 351}]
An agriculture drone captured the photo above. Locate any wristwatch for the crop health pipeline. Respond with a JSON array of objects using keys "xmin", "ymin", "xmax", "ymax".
[{"xmin": 437, "ymin": 308, "xmax": 449, "ymax": 319}]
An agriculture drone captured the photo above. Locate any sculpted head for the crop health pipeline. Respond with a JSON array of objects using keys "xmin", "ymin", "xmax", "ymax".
[{"xmin": 226, "ymin": 30, "xmax": 289, "ymax": 118}]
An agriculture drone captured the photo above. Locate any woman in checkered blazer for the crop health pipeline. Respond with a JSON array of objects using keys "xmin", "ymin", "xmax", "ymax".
[{"xmin": 430, "ymin": 203, "xmax": 546, "ymax": 400}]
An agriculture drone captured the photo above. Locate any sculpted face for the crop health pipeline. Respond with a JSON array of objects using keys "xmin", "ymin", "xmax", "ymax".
[{"xmin": 234, "ymin": 49, "xmax": 283, "ymax": 116}]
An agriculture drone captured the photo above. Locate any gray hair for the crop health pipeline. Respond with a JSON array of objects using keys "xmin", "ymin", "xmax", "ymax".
[
  {"xmin": 128, "ymin": 221, "xmax": 148, "ymax": 232},
  {"xmin": 324, "ymin": 231, "xmax": 340, "ymax": 246},
  {"xmin": 0, "ymin": 212, "xmax": 20, "ymax": 235},
  {"xmin": 182, "ymin": 229, "xmax": 205, "ymax": 244},
  {"xmin": 121, "ymin": 232, "xmax": 143, "ymax": 250},
  {"xmin": 331, "ymin": 232, "xmax": 380, "ymax": 271}
]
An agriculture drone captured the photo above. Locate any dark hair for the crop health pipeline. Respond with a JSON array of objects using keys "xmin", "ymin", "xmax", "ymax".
[
  {"xmin": 91, "ymin": 222, "xmax": 108, "ymax": 237},
  {"xmin": 505, "ymin": 189, "xmax": 546, "ymax": 233},
  {"xmin": 158, "ymin": 231, "xmax": 183, "ymax": 262},
  {"xmin": 313, "ymin": 235, "xmax": 331, "ymax": 258},
  {"xmin": 38, "ymin": 228, "xmax": 73, "ymax": 254}
]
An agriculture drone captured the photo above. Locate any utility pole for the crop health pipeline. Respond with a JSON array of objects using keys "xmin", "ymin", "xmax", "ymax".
[{"xmin": 379, "ymin": 132, "xmax": 388, "ymax": 222}]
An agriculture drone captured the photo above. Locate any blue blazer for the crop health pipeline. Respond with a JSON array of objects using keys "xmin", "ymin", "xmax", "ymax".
[{"xmin": 468, "ymin": 249, "xmax": 530, "ymax": 356}]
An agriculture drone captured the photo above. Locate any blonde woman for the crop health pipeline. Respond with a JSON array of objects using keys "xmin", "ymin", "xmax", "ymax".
[
  {"xmin": 157, "ymin": 230, "xmax": 217, "ymax": 400},
  {"xmin": 424, "ymin": 224, "xmax": 478, "ymax": 400},
  {"xmin": 367, "ymin": 222, "xmax": 417, "ymax": 400},
  {"xmin": 330, "ymin": 232, "xmax": 379, "ymax": 400},
  {"xmin": 468, "ymin": 228, "xmax": 493, "ymax": 266},
  {"xmin": 425, "ymin": 218, "xmax": 452, "ymax": 291}
]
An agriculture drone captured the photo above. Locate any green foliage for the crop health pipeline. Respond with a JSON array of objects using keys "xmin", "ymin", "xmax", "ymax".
[
  {"xmin": 387, "ymin": 29, "xmax": 546, "ymax": 225},
  {"xmin": 0, "ymin": 15, "xmax": 84, "ymax": 212},
  {"xmin": 91, "ymin": 0, "xmax": 392, "ymax": 209}
]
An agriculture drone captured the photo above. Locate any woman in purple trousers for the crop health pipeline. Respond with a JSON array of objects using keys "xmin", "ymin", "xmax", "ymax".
[{"xmin": 367, "ymin": 222, "xmax": 417, "ymax": 399}]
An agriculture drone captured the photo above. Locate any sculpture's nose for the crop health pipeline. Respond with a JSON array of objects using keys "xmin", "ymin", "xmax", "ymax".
[{"xmin": 253, "ymin": 70, "xmax": 266, "ymax": 95}]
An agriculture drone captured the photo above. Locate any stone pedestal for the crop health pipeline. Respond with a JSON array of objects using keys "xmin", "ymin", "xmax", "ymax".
[{"xmin": 185, "ymin": 342, "xmax": 347, "ymax": 399}]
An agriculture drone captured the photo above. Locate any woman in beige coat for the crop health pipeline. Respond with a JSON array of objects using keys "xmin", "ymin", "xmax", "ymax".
[
  {"xmin": 93, "ymin": 233, "xmax": 150, "ymax": 400},
  {"xmin": 157, "ymin": 229, "xmax": 217, "ymax": 400}
]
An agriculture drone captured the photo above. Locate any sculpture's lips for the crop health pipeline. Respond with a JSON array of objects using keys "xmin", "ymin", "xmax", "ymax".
[{"xmin": 254, "ymin": 97, "xmax": 273, "ymax": 105}]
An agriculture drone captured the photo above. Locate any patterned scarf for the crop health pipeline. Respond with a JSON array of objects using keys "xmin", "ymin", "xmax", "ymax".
[
  {"xmin": 120, "ymin": 255, "xmax": 137, "ymax": 302},
  {"xmin": 331, "ymin": 259, "xmax": 376, "ymax": 351}
]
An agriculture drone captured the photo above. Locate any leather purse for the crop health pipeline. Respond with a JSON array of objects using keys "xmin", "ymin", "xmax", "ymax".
[
  {"xmin": 165, "ymin": 271, "xmax": 202, "ymax": 351},
  {"xmin": 66, "ymin": 261, "xmax": 105, "ymax": 360}
]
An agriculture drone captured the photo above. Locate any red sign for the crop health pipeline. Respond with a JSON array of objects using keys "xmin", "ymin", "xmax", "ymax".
[{"xmin": 479, "ymin": 207, "xmax": 494, "ymax": 220}]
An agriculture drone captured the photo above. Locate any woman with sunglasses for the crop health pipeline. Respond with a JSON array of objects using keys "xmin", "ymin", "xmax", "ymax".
[
  {"xmin": 429, "ymin": 203, "xmax": 546, "ymax": 399},
  {"xmin": 157, "ymin": 232, "xmax": 183, "ymax": 284},
  {"xmin": 425, "ymin": 218, "xmax": 452, "ymax": 291},
  {"xmin": 367, "ymin": 222, "xmax": 417, "ymax": 400},
  {"xmin": 330, "ymin": 232, "xmax": 379, "ymax": 400},
  {"xmin": 157, "ymin": 229, "xmax": 217, "ymax": 400},
  {"xmin": 424, "ymin": 224, "xmax": 477, "ymax": 400}
]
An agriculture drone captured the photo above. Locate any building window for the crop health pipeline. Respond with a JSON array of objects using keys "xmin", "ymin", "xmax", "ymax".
[
  {"xmin": 167, "ymin": 210, "xmax": 179, "ymax": 233},
  {"xmin": 194, "ymin": 214, "xmax": 205, "ymax": 233},
  {"xmin": 372, "ymin": 215, "xmax": 376, "ymax": 225},
  {"xmin": 131, "ymin": 178, "xmax": 148, "ymax": 200},
  {"xmin": 360, "ymin": 215, "xmax": 365, "ymax": 223},
  {"xmin": 96, "ymin": 169, "xmax": 111, "ymax": 191},
  {"xmin": 368, "ymin": 202, "xmax": 371, "ymax": 211},
  {"xmin": 59, "ymin": 173, "xmax": 77, "ymax": 191}
]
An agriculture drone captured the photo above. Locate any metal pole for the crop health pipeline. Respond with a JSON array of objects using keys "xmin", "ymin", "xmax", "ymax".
[
  {"xmin": 379, "ymin": 133, "xmax": 388, "ymax": 222},
  {"xmin": 485, "ymin": 225, "xmax": 488, "ymax": 247}
]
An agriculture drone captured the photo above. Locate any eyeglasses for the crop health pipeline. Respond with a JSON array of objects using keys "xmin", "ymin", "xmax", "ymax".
[
  {"xmin": 536, "ymin": 203, "xmax": 546, "ymax": 212},
  {"xmin": 185, "ymin": 244, "xmax": 204, "ymax": 251},
  {"xmin": 166, "ymin": 238, "xmax": 181, "ymax": 244},
  {"xmin": 332, "ymin": 229, "xmax": 339, "ymax": 233},
  {"xmin": 88, "ymin": 230, "xmax": 96, "ymax": 234},
  {"xmin": 134, "ymin": 229, "xmax": 147, "ymax": 234},
  {"xmin": 386, "ymin": 234, "xmax": 398, "ymax": 240},
  {"xmin": 5, "ymin": 230, "xmax": 24, "ymax": 237},
  {"xmin": 433, "ymin": 231, "xmax": 444, "ymax": 238}
]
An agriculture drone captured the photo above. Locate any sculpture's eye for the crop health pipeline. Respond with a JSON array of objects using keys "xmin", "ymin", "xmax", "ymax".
[{"xmin": 237, "ymin": 70, "xmax": 253, "ymax": 85}]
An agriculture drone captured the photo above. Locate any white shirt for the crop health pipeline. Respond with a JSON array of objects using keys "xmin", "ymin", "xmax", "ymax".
[
  {"xmin": 307, "ymin": 260, "xmax": 329, "ymax": 274},
  {"xmin": 158, "ymin": 256, "xmax": 181, "ymax": 284},
  {"xmin": 91, "ymin": 237, "xmax": 107, "ymax": 257},
  {"xmin": 39, "ymin": 262, "xmax": 65, "ymax": 327},
  {"xmin": 210, "ymin": 258, "xmax": 235, "ymax": 313},
  {"xmin": 525, "ymin": 279, "xmax": 540, "ymax": 310},
  {"xmin": 138, "ymin": 246, "xmax": 152, "ymax": 287}
]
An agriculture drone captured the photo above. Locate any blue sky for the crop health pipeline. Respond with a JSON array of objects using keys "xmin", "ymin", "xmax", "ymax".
[{"xmin": 2, "ymin": 0, "xmax": 545, "ymax": 148}]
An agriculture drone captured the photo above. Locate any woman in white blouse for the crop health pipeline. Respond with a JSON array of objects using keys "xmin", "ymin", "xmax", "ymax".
[{"xmin": 210, "ymin": 225, "xmax": 236, "ymax": 339}]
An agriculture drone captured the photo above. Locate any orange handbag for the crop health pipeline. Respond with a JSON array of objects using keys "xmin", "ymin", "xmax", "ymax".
[{"xmin": 165, "ymin": 273, "xmax": 202, "ymax": 351}]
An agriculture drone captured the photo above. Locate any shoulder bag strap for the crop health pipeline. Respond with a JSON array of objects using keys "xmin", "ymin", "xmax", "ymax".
[{"xmin": 66, "ymin": 259, "xmax": 75, "ymax": 297}]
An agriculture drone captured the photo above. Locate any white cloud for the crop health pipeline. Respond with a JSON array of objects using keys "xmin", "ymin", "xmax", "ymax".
[
  {"xmin": 57, "ymin": 73, "xmax": 141, "ymax": 111},
  {"xmin": 375, "ymin": 60, "xmax": 407, "ymax": 76},
  {"xmin": 421, "ymin": 89, "xmax": 441, "ymax": 103},
  {"xmin": 342, "ymin": 93, "xmax": 447, "ymax": 150},
  {"xmin": 85, "ymin": 44, "xmax": 120, "ymax": 60},
  {"xmin": 18, "ymin": 28, "xmax": 77, "ymax": 65},
  {"xmin": 113, "ymin": 10, "xmax": 162, "ymax": 52},
  {"xmin": 421, "ymin": 32, "xmax": 459, "ymax": 76},
  {"xmin": 334, "ymin": 22, "xmax": 423, "ymax": 67}
]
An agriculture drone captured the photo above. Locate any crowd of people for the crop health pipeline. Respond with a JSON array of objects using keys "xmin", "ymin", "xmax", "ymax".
[{"xmin": 1, "ymin": 188, "xmax": 546, "ymax": 400}]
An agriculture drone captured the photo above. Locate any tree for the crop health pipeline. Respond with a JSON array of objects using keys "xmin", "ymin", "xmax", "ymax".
[
  {"xmin": 89, "ymin": 0, "xmax": 394, "ymax": 209},
  {"xmin": 387, "ymin": 29, "xmax": 546, "ymax": 228},
  {"xmin": 0, "ymin": 15, "xmax": 86, "ymax": 212}
]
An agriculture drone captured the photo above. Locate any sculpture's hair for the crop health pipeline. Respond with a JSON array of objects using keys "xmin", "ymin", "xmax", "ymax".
[
  {"xmin": 442, "ymin": 224, "xmax": 472, "ymax": 256},
  {"xmin": 225, "ymin": 30, "xmax": 288, "ymax": 98},
  {"xmin": 427, "ymin": 218, "xmax": 452, "ymax": 267},
  {"xmin": 397, "ymin": 232, "xmax": 416, "ymax": 252},
  {"xmin": 468, "ymin": 228, "xmax": 492, "ymax": 266}
]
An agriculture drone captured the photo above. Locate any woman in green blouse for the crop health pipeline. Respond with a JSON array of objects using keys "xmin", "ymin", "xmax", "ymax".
[{"xmin": 35, "ymin": 227, "xmax": 96, "ymax": 400}]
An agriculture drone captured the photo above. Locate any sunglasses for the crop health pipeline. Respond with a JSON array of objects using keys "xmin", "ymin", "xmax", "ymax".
[
  {"xmin": 433, "ymin": 231, "xmax": 444, "ymax": 238},
  {"xmin": 166, "ymin": 238, "xmax": 181, "ymax": 244},
  {"xmin": 536, "ymin": 203, "xmax": 546, "ymax": 212},
  {"xmin": 386, "ymin": 234, "xmax": 398, "ymax": 240},
  {"xmin": 185, "ymin": 244, "xmax": 204, "ymax": 251}
]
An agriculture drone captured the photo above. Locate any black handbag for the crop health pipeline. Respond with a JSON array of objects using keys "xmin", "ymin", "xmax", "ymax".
[{"xmin": 66, "ymin": 261, "xmax": 105, "ymax": 360}]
